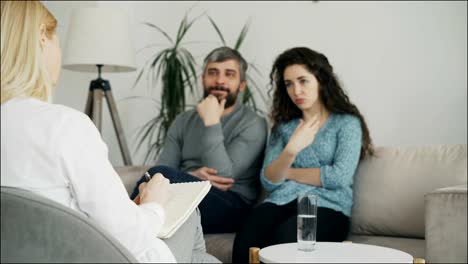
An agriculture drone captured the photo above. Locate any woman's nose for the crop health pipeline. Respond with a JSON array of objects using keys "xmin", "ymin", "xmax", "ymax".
[{"xmin": 293, "ymin": 85, "xmax": 302, "ymax": 95}]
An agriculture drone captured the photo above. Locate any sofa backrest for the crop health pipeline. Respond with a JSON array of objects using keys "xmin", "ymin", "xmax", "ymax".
[
  {"xmin": 1, "ymin": 186, "xmax": 137, "ymax": 263},
  {"xmin": 350, "ymin": 144, "xmax": 467, "ymax": 239}
]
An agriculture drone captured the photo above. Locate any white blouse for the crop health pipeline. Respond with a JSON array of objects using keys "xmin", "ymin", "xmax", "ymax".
[{"xmin": 1, "ymin": 97, "xmax": 176, "ymax": 263}]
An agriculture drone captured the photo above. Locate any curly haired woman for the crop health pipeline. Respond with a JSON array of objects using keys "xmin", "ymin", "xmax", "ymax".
[{"xmin": 232, "ymin": 47, "xmax": 374, "ymax": 263}]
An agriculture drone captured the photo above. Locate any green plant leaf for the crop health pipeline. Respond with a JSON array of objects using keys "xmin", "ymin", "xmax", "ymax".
[
  {"xmin": 175, "ymin": 12, "xmax": 204, "ymax": 48},
  {"xmin": 206, "ymin": 15, "xmax": 226, "ymax": 45},
  {"xmin": 178, "ymin": 50, "xmax": 198, "ymax": 95},
  {"xmin": 175, "ymin": 16, "xmax": 188, "ymax": 46},
  {"xmin": 143, "ymin": 22, "xmax": 174, "ymax": 44},
  {"xmin": 247, "ymin": 75, "xmax": 268, "ymax": 108},
  {"xmin": 137, "ymin": 43, "xmax": 166, "ymax": 54},
  {"xmin": 234, "ymin": 19, "xmax": 251, "ymax": 50},
  {"xmin": 249, "ymin": 62, "xmax": 263, "ymax": 77},
  {"xmin": 132, "ymin": 66, "xmax": 146, "ymax": 90},
  {"xmin": 181, "ymin": 49, "xmax": 200, "ymax": 98},
  {"xmin": 132, "ymin": 52, "xmax": 161, "ymax": 89}
]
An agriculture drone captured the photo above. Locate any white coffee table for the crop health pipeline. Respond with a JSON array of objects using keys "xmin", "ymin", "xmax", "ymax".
[{"xmin": 259, "ymin": 242, "xmax": 413, "ymax": 263}]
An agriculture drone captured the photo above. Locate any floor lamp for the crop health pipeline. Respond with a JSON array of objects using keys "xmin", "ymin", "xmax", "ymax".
[{"xmin": 62, "ymin": 7, "xmax": 135, "ymax": 166}]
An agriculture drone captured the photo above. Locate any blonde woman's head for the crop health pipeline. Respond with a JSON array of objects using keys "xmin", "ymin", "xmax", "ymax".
[{"xmin": 1, "ymin": 1, "xmax": 61, "ymax": 104}]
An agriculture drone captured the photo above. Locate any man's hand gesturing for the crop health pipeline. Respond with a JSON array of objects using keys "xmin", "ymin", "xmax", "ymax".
[{"xmin": 189, "ymin": 166, "xmax": 235, "ymax": 191}]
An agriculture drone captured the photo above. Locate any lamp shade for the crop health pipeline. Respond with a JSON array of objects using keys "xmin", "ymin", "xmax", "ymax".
[{"xmin": 62, "ymin": 7, "xmax": 136, "ymax": 73}]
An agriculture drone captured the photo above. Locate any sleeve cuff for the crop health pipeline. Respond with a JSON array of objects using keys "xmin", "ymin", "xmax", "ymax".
[
  {"xmin": 319, "ymin": 165, "xmax": 331, "ymax": 189},
  {"xmin": 139, "ymin": 202, "xmax": 166, "ymax": 225},
  {"xmin": 261, "ymin": 172, "xmax": 283, "ymax": 192}
]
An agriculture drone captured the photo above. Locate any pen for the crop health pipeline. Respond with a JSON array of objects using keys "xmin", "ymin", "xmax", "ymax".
[{"xmin": 144, "ymin": 171, "xmax": 152, "ymax": 181}]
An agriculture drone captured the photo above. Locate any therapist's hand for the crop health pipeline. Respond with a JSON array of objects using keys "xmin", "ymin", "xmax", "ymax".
[{"xmin": 138, "ymin": 173, "xmax": 170, "ymax": 207}]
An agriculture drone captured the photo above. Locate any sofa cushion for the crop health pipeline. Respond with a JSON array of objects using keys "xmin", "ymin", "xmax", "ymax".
[
  {"xmin": 348, "ymin": 234, "xmax": 425, "ymax": 259},
  {"xmin": 351, "ymin": 144, "xmax": 467, "ymax": 238}
]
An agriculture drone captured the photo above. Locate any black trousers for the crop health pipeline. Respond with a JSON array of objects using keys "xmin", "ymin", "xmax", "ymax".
[
  {"xmin": 130, "ymin": 165, "xmax": 251, "ymax": 234},
  {"xmin": 232, "ymin": 200, "xmax": 350, "ymax": 263}
]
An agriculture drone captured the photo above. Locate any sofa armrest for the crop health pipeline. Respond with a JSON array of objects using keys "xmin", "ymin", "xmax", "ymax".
[
  {"xmin": 114, "ymin": 166, "xmax": 151, "ymax": 196},
  {"xmin": 425, "ymin": 184, "xmax": 467, "ymax": 263}
]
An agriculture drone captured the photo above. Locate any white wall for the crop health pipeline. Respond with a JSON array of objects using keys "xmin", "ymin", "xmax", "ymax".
[{"xmin": 44, "ymin": 1, "xmax": 467, "ymax": 166}]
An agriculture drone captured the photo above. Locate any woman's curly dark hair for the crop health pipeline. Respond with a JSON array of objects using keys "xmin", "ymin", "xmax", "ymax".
[{"xmin": 269, "ymin": 47, "xmax": 374, "ymax": 159}]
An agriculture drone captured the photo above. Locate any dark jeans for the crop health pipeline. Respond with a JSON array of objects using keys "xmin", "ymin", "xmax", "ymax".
[
  {"xmin": 130, "ymin": 165, "xmax": 251, "ymax": 234},
  {"xmin": 232, "ymin": 200, "xmax": 350, "ymax": 264}
]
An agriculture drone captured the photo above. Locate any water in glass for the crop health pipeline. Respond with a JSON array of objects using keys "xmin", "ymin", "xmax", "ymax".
[{"xmin": 297, "ymin": 193, "xmax": 317, "ymax": 251}]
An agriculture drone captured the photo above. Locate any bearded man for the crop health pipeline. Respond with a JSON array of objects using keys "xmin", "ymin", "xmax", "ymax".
[{"xmin": 131, "ymin": 47, "xmax": 268, "ymax": 233}]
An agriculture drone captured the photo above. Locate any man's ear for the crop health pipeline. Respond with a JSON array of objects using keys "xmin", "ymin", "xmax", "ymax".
[
  {"xmin": 39, "ymin": 23, "xmax": 47, "ymax": 47},
  {"xmin": 239, "ymin": 80, "xmax": 247, "ymax": 92}
]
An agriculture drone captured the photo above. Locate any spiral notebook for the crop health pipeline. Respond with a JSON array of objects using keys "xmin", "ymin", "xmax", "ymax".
[{"xmin": 157, "ymin": 181, "xmax": 211, "ymax": 239}]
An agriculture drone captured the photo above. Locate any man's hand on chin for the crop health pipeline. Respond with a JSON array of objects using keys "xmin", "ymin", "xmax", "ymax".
[{"xmin": 196, "ymin": 95, "xmax": 226, "ymax": 126}]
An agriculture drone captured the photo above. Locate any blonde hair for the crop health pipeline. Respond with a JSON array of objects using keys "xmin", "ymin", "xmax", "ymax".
[{"xmin": 1, "ymin": 1, "xmax": 57, "ymax": 104}]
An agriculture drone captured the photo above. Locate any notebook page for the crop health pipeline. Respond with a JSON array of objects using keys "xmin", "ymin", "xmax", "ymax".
[{"xmin": 157, "ymin": 181, "xmax": 211, "ymax": 238}]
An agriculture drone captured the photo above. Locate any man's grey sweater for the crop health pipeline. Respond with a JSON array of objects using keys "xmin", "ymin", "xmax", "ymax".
[{"xmin": 156, "ymin": 103, "xmax": 268, "ymax": 204}]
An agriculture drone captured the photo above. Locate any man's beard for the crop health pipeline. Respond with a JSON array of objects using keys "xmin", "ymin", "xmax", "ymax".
[{"xmin": 203, "ymin": 85, "xmax": 239, "ymax": 108}]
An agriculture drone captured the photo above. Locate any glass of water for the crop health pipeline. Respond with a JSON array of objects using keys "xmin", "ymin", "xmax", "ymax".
[{"xmin": 297, "ymin": 193, "xmax": 317, "ymax": 252}]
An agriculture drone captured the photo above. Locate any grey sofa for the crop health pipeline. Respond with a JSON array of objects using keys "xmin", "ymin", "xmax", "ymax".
[
  {"xmin": 116, "ymin": 144, "xmax": 467, "ymax": 263},
  {"xmin": 1, "ymin": 186, "xmax": 137, "ymax": 263}
]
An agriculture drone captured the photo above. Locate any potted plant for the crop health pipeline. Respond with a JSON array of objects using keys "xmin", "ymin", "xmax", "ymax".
[{"xmin": 132, "ymin": 11, "xmax": 201, "ymax": 163}]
